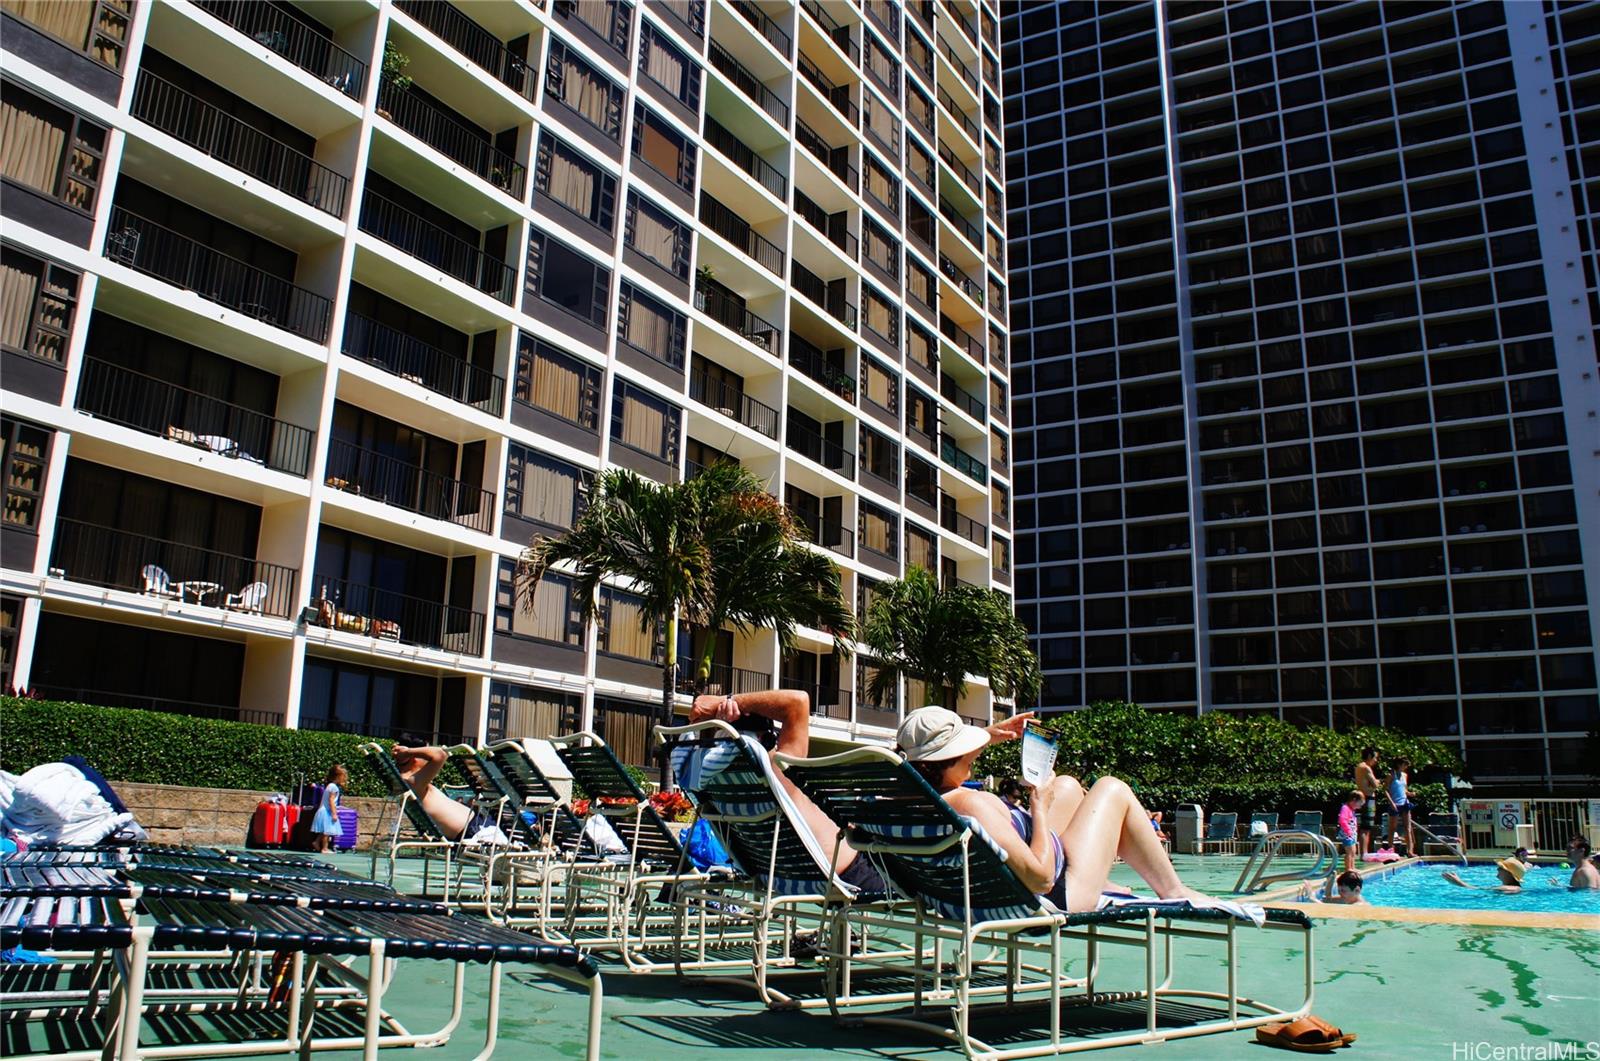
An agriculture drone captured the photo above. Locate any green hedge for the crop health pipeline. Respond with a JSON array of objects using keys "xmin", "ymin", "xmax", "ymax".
[
  {"xmin": 1, "ymin": 697, "xmax": 397, "ymax": 799},
  {"xmin": 975, "ymin": 702, "xmax": 1463, "ymax": 819}
]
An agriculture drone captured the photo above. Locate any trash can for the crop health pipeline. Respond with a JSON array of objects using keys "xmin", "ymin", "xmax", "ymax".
[{"xmin": 1176, "ymin": 804, "xmax": 1204, "ymax": 855}]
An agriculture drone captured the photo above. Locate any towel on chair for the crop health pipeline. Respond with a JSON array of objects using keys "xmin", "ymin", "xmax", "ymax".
[{"xmin": 1095, "ymin": 891, "xmax": 1267, "ymax": 927}]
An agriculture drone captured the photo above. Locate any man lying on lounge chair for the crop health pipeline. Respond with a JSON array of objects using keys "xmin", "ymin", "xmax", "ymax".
[{"xmin": 391, "ymin": 745, "xmax": 479, "ymax": 840}]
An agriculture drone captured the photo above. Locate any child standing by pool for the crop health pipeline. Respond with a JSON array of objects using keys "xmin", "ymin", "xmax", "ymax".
[
  {"xmin": 1337, "ymin": 791, "xmax": 1363, "ymax": 873},
  {"xmin": 1382, "ymin": 757, "xmax": 1413, "ymax": 856},
  {"xmin": 310, "ymin": 764, "xmax": 347, "ymax": 853}
]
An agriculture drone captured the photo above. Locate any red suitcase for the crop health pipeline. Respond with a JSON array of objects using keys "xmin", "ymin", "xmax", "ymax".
[{"xmin": 250, "ymin": 802, "xmax": 287, "ymax": 846}]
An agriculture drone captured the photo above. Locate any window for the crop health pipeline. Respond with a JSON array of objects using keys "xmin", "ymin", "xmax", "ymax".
[
  {"xmin": 863, "ymin": 218, "xmax": 899, "ymax": 280},
  {"xmin": 554, "ymin": 0, "xmax": 631, "ymax": 54},
  {"xmin": 625, "ymin": 192, "xmax": 689, "ymax": 278},
  {"xmin": 905, "ymin": 522, "xmax": 937, "ymax": 569},
  {"xmin": 487, "ymin": 681, "xmax": 579, "ymax": 742},
  {"xmin": 906, "ymin": 388, "xmax": 936, "ymax": 444},
  {"xmin": 631, "ymin": 104, "xmax": 695, "ymax": 190},
  {"xmin": 990, "ymin": 427, "xmax": 1009, "ymax": 465},
  {"xmin": 0, "ymin": 245, "xmax": 76, "ymax": 362},
  {"xmin": 506, "ymin": 445, "xmax": 590, "ymax": 529},
  {"xmin": 989, "ymin": 375, "xmax": 1007, "ymax": 414},
  {"xmin": 611, "ymin": 379, "xmax": 680, "ymax": 462},
  {"xmin": 864, "ymin": 32, "xmax": 898, "ymax": 98},
  {"xmin": 864, "ymin": 152, "xmax": 899, "ymax": 216},
  {"xmin": 906, "ymin": 255, "xmax": 936, "ymax": 313},
  {"xmin": 906, "ymin": 81, "xmax": 934, "ymax": 136},
  {"xmin": 863, "ymin": 284, "xmax": 899, "ymax": 345},
  {"xmin": 598, "ymin": 585, "xmax": 662, "ymax": 660},
  {"xmin": 860, "ymin": 424, "xmax": 899, "ymax": 483},
  {"xmin": 617, "ymin": 281, "xmax": 687, "ymax": 367},
  {"xmin": 0, "ymin": 593, "xmax": 18, "ymax": 692},
  {"xmin": 638, "ymin": 21, "xmax": 700, "ymax": 109},
  {"xmin": 907, "ymin": 318, "xmax": 938, "ymax": 371},
  {"xmin": 594, "ymin": 695, "xmax": 656, "ymax": 765},
  {"xmin": 546, "ymin": 40, "xmax": 624, "ymax": 140},
  {"xmin": 991, "ymin": 482, "xmax": 1009, "ymax": 521},
  {"xmin": 527, "ymin": 230, "xmax": 610, "ymax": 327},
  {"xmin": 906, "ymin": 134, "xmax": 935, "ymax": 188},
  {"xmin": 0, "ymin": 81, "xmax": 106, "ymax": 212},
  {"xmin": 992, "ymin": 535, "xmax": 1011, "ymax": 576},
  {"xmin": 860, "ymin": 501, "xmax": 898, "ymax": 558},
  {"xmin": 862, "ymin": 89, "xmax": 900, "ymax": 155},
  {"xmin": 861, "ymin": 357, "xmax": 898, "ymax": 414},
  {"xmin": 496, "ymin": 559, "xmax": 583, "ymax": 645},
  {"xmin": 906, "ymin": 453, "xmax": 936, "ymax": 504},
  {"xmin": 299, "ymin": 657, "xmax": 449, "ymax": 740},
  {"xmin": 1, "ymin": 417, "xmax": 49, "ymax": 531},
  {"xmin": 514, "ymin": 335, "xmax": 601, "ymax": 428},
  {"xmin": 535, "ymin": 131, "xmax": 616, "ymax": 230},
  {"xmin": 0, "ymin": 0, "xmax": 130, "ymax": 68}
]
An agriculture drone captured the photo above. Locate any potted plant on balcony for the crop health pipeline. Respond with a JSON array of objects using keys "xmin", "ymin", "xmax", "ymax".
[{"xmin": 376, "ymin": 41, "xmax": 413, "ymax": 119}]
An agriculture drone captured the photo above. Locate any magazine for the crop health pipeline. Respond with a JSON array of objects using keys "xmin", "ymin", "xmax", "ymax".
[{"xmin": 1020, "ymin": 724, "xmax": 1058, "ymax": 788}]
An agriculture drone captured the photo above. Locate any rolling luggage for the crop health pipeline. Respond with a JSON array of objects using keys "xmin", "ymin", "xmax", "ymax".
[{"xmin": 250, "ymin": 801, "xmax": 290, "ymax": 847}]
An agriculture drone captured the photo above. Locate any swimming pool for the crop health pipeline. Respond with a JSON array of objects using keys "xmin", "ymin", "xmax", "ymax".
[{"xmin": 1357, "ymin": 861, "xmax": 1600, "ymax": 914}]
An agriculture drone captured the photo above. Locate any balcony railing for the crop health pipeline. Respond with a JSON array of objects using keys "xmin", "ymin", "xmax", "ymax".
[
  {"xmin": 940, "ymin": 372, "xmax": 985, "ymax": 421},
  {"xmin": 310, "ymin": 572, "xmax": 485, "ymax": 655},
  {"xmin": 937, "ymin": 33, "xmax": 978, "ymax": 94},
  {"xmin": 301, "ymin": 714, "xmax": 470, "ymax": 746},
  {"xmin": 797, "ymin": 52, "xmax": 858, "ymax": 125},
  {"xmin": 799, "ymin": 0, "xmax": 858, "ymax": 64},
  {"xmin": 395, "ymin": 0, "xmax": 535, "ymax": 100},
  {"xmin": 51, "ymin": 518, "xmax": 298, "ymax": 619},
  {"xmin": 731, "ymin": 0, "xmax": 791, "ymax": 55},
  {"xmin": 939, "ymin": 194, "xmax": 983, "ymax": 250},
  {"xmin": 794, "ymin": 188, "xmax": 858, "ymax": 259},
  {"xmin": 677, "ymin": 660, "xmax": 773, "ymax": 696},
  {"xmin": 786, "ymin": 420, "xmax": 855, "ymax": 479},
  {"xmin": 939, "ymin": 253, "xmax": 985, "ymax": 305},
  {"xmin": 30, "ymin": 686, "xmax": 279, "ymax": 725},
  {"xmin": 377, "ymin": 80, "xmax": 526, "ymax": 198},
  {"xmin": 792, "ymin": 261, "xmax": 856, "ymax": 328},
  {"xmin": 940, "ymin": 434, "xmax": 987, "ymax": 484},
  {"xmin": 940, "ymin": 314, "xmax": 984, "ymax": 363},
  {"xmin": 704, "ymin": 115, "xmax": 787, "ymax": 198},
  {"xmin": 936, "ymin": 139, "xmax": 981, "ymax": 196},
  {"xmin": 709, "ymin": 40, "xmax": 789, "ymax": 126},
  {"xmin": 699, "ymin": 192, "xmax": 784, "ymax": 276},
  {"xmin": 795, "ymin": 118, "xmax": 858, "ymax": 191},
  {"xmin": 76, "ymin": 358, "xmax": 314, "ymax": 477},
  {"xmin": 194, "ymin": 1, "xmax": 366, "ymax": 97},
  {"xmin": 782, "ymin": 676, "xmax": 852, "ymax": 720},
  {"xmin": 343, "ymin": 313, "xmax": 505, "ymax": 414},
  {"xmin": 695, "ymin": 280, "xmax": 780, "ymax": 354},
  {"xmin": 104, "ymin": 207, "xmax": 331, "ymax": 342},
  {"xmin": 792, "ymin": 508, "xmax": 855, "ymax": 556},
  {"xmin": 789, "ymin": 336, "xmax": 854, "ymax": 400},
  {"xmin": 690, "ymin": 368, "xmax": 779, "ymax": 439},
  {"xmin": 358, "ymin": 192, "xmax": 514, "ymax": 303},
  {"xmin": 941, "ymin": 508, "xmax": 987, "ymax": 547},
  {"xmin": 131, "ymin": 73, "xmax": 348, "ymax": 216},
  {"xmin": 937, "ymin": 82, "xmax": 979, "ymax": 141},
  {"xmin": 324, "ymin": 439, "xmax": 495, "ymax": 533}
]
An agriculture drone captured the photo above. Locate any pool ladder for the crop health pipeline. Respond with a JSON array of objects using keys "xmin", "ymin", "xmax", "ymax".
[{"xmin": 1232, "ymin": 829, "xmax": 1340, "ymax": 894}]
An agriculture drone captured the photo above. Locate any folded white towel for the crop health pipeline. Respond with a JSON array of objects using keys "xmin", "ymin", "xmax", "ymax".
[{"xmin": 1095, "ymin": 891, "xmax": 1267, "ymax": 927}]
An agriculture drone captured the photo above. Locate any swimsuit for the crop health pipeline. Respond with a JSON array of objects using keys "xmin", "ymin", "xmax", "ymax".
[{"xmin": 1006, "ymin": 805, "xmax": 1068, "ymax": 908}]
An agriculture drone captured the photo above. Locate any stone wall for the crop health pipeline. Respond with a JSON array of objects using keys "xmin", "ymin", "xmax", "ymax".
[{"xmin": 113, "ymin": 781, "xmax": 393, "ymax": 852}]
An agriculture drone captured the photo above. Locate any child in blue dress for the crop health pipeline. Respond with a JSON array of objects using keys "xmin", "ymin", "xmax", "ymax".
[{"xmin": 310, "ymin": 764, "xmax": 347, "ymax": 853}]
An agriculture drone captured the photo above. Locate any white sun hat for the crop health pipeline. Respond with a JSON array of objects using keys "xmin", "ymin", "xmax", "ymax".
[{"xmin": 897, "ymin": 706, "xmax": 991, "ymax": 762}]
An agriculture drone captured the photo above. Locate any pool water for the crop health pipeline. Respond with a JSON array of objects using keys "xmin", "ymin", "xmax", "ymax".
[{"xmin": 1358, "ymin": 861, "xmax": 1600, "ymax": 913}]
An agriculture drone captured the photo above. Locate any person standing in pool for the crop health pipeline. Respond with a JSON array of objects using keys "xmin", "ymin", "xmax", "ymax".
[
  {"xmin": 1353, "ymin": 747, "xmax": 1381, "ymax": 859},
  {"xmin": 1443, "ymin": 857, "xmax": 1524, "ymax": 893},
  {"xmin": 1568, "ymin": 840, "xmax": 1599, "ymax": 890}
]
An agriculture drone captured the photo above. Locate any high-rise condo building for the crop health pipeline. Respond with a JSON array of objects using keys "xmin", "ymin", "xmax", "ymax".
[
  {"xmin": 1002, "ymin": 0, "xmax": 1599, "ymax": 787},
  {"xmin": 0, "ymin": 0, "xmax": 1012, "ymax": 765}
]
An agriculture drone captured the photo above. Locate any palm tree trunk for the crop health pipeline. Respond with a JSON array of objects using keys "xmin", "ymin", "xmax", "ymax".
[{"xmin": 659, "ymin": 617, "xmax": 679, "ymax": 789}]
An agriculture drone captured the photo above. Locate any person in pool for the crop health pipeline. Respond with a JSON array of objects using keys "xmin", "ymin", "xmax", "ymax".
[
  {"xmin": 1321, "ymin": 870, "xmax": 1367, "ymax": 905},
  {"xmin": 1567, "ymin": 839, "xmax": 1599, "ymax": 890},
  {"xmin": 1443, "ymin": 857, "xmax": 1525, "ymax": 893},
  {"xmin": 895, "ymin": 706, "xmax": 1210, "ymax": 913}
]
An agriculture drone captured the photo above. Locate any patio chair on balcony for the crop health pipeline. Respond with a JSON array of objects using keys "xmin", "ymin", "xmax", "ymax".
[
  {"xmin": 225, "ymin": 581, "xmax": 269, "ymax": 613},
  {"xmin": 140, "ymin": 564, "xmax": 178, "ymax": 600},
  {"xmin": 105, "ymin": 226, "xmax": 140, "ymax": 266}
]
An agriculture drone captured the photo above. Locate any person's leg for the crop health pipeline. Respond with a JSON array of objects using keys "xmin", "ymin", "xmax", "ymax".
[
  {"xmin": 1059, "ymin": 777, "xmax": 1199, "ymax": 912},
  {"xmin": 393, "ymin": 745, "xmax": 474, "ymax": 840},
  {"xmin": 1041, "ymin": 775, "xmax": 1086, "ymax": 836}
]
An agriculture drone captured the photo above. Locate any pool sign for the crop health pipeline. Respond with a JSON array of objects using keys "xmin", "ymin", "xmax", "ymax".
[{"xmin": 1496, "ymin": 801, "xmax": 1521, "ymax": 832}]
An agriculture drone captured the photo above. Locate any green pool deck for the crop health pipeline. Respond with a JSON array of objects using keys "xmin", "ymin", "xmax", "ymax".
[{"xmin": 284, "ymin": 852, "xmax": 1599, "ymax": 1060}]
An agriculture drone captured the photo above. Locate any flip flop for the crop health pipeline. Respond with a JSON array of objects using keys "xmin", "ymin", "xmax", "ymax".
[{"xmin": 1255, "ymin": 1016, "xmax": 1354, "ymax": 1052}]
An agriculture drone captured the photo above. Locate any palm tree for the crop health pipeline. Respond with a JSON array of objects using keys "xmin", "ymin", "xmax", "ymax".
[
  {"xmin": 517, "ymin": 463, "xmax": 852, "ymax": 785},
  {"xmin": 861, "ymin": 566, "xmax": 1040, "ymax": 713}
]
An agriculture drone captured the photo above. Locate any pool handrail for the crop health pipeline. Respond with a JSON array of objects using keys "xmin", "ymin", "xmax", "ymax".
[{"xmin": 1234, "ymin": 828, "xmax": 1340, "ymax": 894}]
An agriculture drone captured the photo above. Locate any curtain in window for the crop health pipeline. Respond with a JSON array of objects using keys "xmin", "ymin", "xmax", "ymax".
[
  {"xmin": 604, "ymin": 591, "xmax": 656, "ymax": 660},
  {"xmin": 563, "ymin": 56, "xmax": 612, "ymax": 130},
  {"xmin": 639, "ymin": 121, "xmax": 680, "ymax": 178},
  {"xmin": 0, "ymin": 254, "xmax": 39, "ymax": 351},
  {"xmin": 908, "ymin": 266, "xmax": 931, "ymax": 305},
  {"xmin": 1, "ymin": 0, "xmax": 89, "ymax": 46},
  {"xmin": 865, "ymin": 293, "xmax": 894, "ymax": 338},
  {"xmin": 0, "ymin": 90, "xmax": 67, "ymax": 195},
  {"xmin": 992, "ymin": 537, "xmax": 1010, "ymax": 572},
  {"xmin": 569, "ymin": 0, "xmax": 615, "ymax": 41},
  {"xmin": 548, "ymin": 145, "xmax": 595, "ymax": 218},
  {"xmin": 496, "ymin": 686, "xmax": 570, "ymax": 740},
  {"xmin": 645, "ymin": 34, "xmax": 685, "ymax": 97},
  {"xmin": 906, "ymin": 530, "xmax": 934, "ymax": 569},
  {"xmin": 908, "ymin": 328, "xmax": 933, "ymax": 369},
  {"xmin": 518, "ymin": 456, "xmax": 581, "ymax": 527},
  {"xmin": 864, "ymin": 96, "xmax": 898, "ymax": 146},
  {"xmin": 630, "ymin": 200, "xmax": 679, "ymax": 271},
  {"xmin": 622, "ymin": 291, "xmax": 674, "ymax": 359},
  {"xmin": 862, "ymin": 510, "xmax": 892, "ymax": 554},
  {"xmin": 532, "ymin": 348, "xmax": 582, "ymax": 421},
  {"xmin": 598, "ymin": 699, "xmax": 653, "ymax": 766},
  {"xmin": 864, "ymin": 362, "xmax": 892, "ymax": 408},
  {"xmin": 617, "ymin": 390, "xmax": 666, "ymax": 455},
  {"xmin": 865, "ymin": 161, "xmax": 891, "ymax": 204},
  {"xmin": 520, "ymin": 574, "xmax": 574, "ymax": 642}
]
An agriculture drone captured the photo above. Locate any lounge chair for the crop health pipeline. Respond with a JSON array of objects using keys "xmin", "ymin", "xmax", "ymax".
[
  {"xmin": 358, "ymin": 742, "xmax": 487, "ymax": 906},
  {"xmin": 1242, "ymin": 812, "xmax": 1279, "ymax": 850},
  {"xmin": 1196, "ymin": 811, "xmax": 1240, "ymax": 854},
  {"xmin": 776, "ymin": 746, "xmax": 1314, "ymax": 1057}
]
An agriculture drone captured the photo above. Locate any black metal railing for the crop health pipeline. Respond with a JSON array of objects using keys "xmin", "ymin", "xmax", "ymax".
[
  {"xmin": 324, "ymin": 439, "xmax": 495, "ymax": 533},
  {"xmin": 731, "ymin": 0, "xmax": 790, "ymax": 55},
  {"xmin": 300, "ymin": 714, "xmax": 470, "ymax": 745},
  {"xmin": 131, "ymin": 73, "xmax": 347, "ymax": 216},
  {"xmin": 395, "ymin": 0, "xmax": 535, "ymax": 100},
  {"xmin": 799, "ymin": 0, "xmax": 858, "ymax": 64},
  {"xmin": 194, "ymin": 1, "xmax": 366, "ymax": 97},
  {"xmin": 358, "ymin": 192, "xmax": 514, "ymax": 303},
  {"xmin": 937, "ymin": 33, "xmax": 978, "ymax": 93},
  {"xmin": 940, "ymin": 372, "xmax": 985, "ymax": 421},
  {"xmin": 704, "ymin": 115, "xmax": 787, "ymax": 198},
  {"xmin": 937, "ymin": 82, "xmax": 979, "ymax": 141},
  {"xmin": 786, "ymin": 420, "xmax": 855, "ymax": 479},
  {"xmin": 789, "ymin": 335, "xmax": 854, "ymax": 400},
  {"xmin": 309, "ymin": 573, "xmax": 485, "ymax": 655},
  {"xmin": 709, "ymin": 40, "xmax": 788, "ymax": 126},
  {"xmin": 794, "ymin": 188, "xmax": 858, "ymax": 259},
  {"xmin": 942, "ymin": 508, "xmax": 986, "ymax": 547},
  {"xmin": 939, "ymin": 194, "xmax": 983, "ymax": 250},
  {"xmin": 343, "ymin": 313, "xmax": 505, "ymax": 414},
  {"xmin": 936, "ymin": 139, "xmax": 981, "ymax": 196},
  {"xmin": 791, "ymin": 506, "xmax": 855, "ymax": 556},
  {"xmin": 944, "ymin": 0, "xmax": 978, "ymax": 45},
  {"xmin": 103, "ymin": 207, "xmax": 331, "ymax": 342},
  {"xmin": 940, "ymin": 314, "xmax": 984, "ymax": 363},
  {"xmin": 29, "ymin": 687, "xmax": 278, "ymax": 725},
  {"xmin": 377, "ymin": 80, "xmax": 525, "ymax": 198},
  {"xmin": 797, "ymin": 52, "xmax": 858, "ymax": 125},
  {"xmin": 795, "ymin": 117, "xmax": 858, "ymax": 191},
  {"xmin": 677, "ymin": 659, "xmax": 772, "ymax": 696},
  {"xmin": 51, "ymin": 518, "xmax": 298, "ymax": 619},
  {"xmin": 699, "ymin": 192, "xmax": 784, "ymax": 276},
  {"xmin": 690, "ymin": 369, "xmax": 779, "ymax": 438},
  {"xmin": 695, "ymin": 280, "xmax": 780, "ymax": 354},
  {"xmin": 939, "ymin": 253, "xmax": 985, "ymax": 305},
  {"xmin": 940, "ymin": 434, "xmax": 987, "ymax": 484},
  {"xmin": 793, "ymin": 261, "xmax": 856, "ymax": 328},
  {"xmin": 76, "ymin": 358, "xmax": 313, "ymax": 477}
]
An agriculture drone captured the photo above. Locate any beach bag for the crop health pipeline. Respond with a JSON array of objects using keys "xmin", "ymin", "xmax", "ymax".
[{"xmin": 683, "ymin": 817, "xmax": 730, "ymax": 872}]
